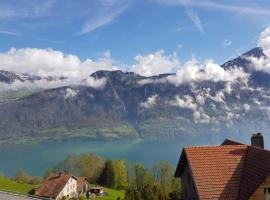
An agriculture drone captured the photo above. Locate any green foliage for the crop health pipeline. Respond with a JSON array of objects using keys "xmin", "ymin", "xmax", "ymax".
[
  {"xmin": 98, "ymin": 160, "xmax": 115, "ymax": 188},
  {"xmin": 51, "ymin": 155, "xmax": 180, "ymax": 200},
  {"xmin": 98, "ymin": 160, "xmax": 128, "ymax": 189},
  {"xmin": 0, "ymin": 88, "xmax": 34, "ymax": 101},
  {"xmin": 52, "ymin": 154, "xmax": 104, "ymax": 183},
  {"xmin": 0, "ymin": 175, "xmax": 36, "ymax": 194},
  {"xmin": 124, "ymin": 161, "xmax": 181, "ymax": 200},
  {"xmin": 99, "ymin": 187, "xmax": 125, "ymax": 200},
  {"xmin": 114, "ymin": 160, "xmax": 128, "ymax": 189}
]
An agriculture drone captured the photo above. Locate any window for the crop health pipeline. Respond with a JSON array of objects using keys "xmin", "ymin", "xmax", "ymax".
[{"xmin": 265, "ymin": 188, "xmax": 270, "ymax": 200}]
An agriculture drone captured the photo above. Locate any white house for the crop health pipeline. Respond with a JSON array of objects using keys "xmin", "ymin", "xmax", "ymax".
[{"xmin": 35, "ymin": 173, "xmax": 88, "ymax": 200}]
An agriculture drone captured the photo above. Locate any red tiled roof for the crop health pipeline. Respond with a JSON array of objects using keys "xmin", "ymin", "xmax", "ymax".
[
  {"xmin": 175, "ymin": 140, "xmax": 270, "ymax": 200},
  {"xmin": 185, "ymin": 145, "xmax": 247, "ymax": 200},
  {"xmin": 35, "ymin": 173, "xmax": 75, "ymax": 198},
  {"xmin": 238, "ymin": 146, "xmax": 270, "ymax": 200}
]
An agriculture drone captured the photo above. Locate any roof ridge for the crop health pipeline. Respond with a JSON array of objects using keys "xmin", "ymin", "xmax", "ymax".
[
  {"xmin": 247, "ymin": 144, "xmax": 270, "ymax": 152},
  {"xmin": 184, "ymin": 144, "xmax": 248, "ymax": 149}
]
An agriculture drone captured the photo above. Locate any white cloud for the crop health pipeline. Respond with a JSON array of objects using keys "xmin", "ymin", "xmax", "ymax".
[
  {"xmin": 210, "ymin": 90, "xmax": 225, "ymax": 103},
  {"xmin": 132, "ymin": 50, "xmax": 180, "ymax": 76},
  {"xmin": 195, "ymin": 89, "xmax": 210, "ymax": 105},
  {"xmin": 170, "ymin": 94, "xmax": 212, "ymax": 124},
  {"xmin": 0, "ymin": 30, "xmax": 20, "ymax": 36},
  {"xmin": 0, "ymin": 47, "xmax": 119, "ymax": 90},
  {"xmin": 247, "ymin": 27, "xmax": 270, "ymax": 74},
  {"xmin": 259, "ymin": 27, "xmax": 270, "ymax": 57},
  {"xmin": 0, "ymin": 46, "xmax": 250, "ymax": 92},
  {"xmin": 223, "ymin": 39, "xmax": 232, "ymax": 48},
  {"xmin": 64, "ymin": 88, "xmax": 78, "ymax": 99},
  {"xmin": 141, "ymin": 94, "xmax": 158, "ymax": 108},
  {"xmin": 193, "ymin": 110, "xmax": 211, "ymax": 124},
  {"xmin": 0, "ymin": 0, "xmax": 55, "ymax": 18},
  {"xmin": 137, "ymin": 79, "xmax": 154, "ymax": 85},
  {"xmin": 177, "ymin": 44, "xmax": 183, "ymax": 49},
  {"xmin": 0, "ymin": 47, "xmax": 118, "ymax": 79},
  {"xmin": 185, "ymin": 7, "xmax": 204, "ymax": 33},
  {"xmin": 80, "ymin": 10, "xmax": 122, "ymax": 34},
  {"xmin": 244, "ymin": 103, "xmax": 250, "ymax": 111},
  {"xmin": 84, "ymin": 77, "xmax": 107, "ymax": 89},
  {"xmin": 79, "ymin": 0, "xmax": 129, "ymax": 34},
  {"xmin": 170, "ymin": 95, "xmax": 197, "ymax": 111},
  {"xmin": 0, "ymin": 79, "xmax": 70, "ymax": 92},
  {"xmin": 166, "ymin": 57, "xmax": 248, "ymax": 86},
  {"xmin": 156, "ymin": 0, "xmax": 270, "ymax": 17}
]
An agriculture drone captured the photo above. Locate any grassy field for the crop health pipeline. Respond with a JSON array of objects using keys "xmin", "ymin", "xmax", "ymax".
[
  {"xmin": 89, "ymin": 185, "xmax": 125, "ymax": 200},
  {"xmin": 0, "ymin": 176, "xmax": 36, "ymax": 194},
  {"xmin": 0, "ymin": 177, "xmax": 124, "ymax": 199},
  {"xmin": 100, "ymin": 187, "xmax": 125, "ymax": 200}
]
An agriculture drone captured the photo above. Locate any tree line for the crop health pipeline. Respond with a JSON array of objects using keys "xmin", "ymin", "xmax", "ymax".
[
  {"xmin": 3, "ymin": 154, "xmax": 181, "ymax": 200},
  {"xmin": 48, "ymin": 154, "xmax": 181, "ymax": 200}
]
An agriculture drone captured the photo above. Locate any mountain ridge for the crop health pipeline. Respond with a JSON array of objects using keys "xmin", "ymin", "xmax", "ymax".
[{"xmin": 1, "ymin": 47, "xmax": 270, "ymax": 145}]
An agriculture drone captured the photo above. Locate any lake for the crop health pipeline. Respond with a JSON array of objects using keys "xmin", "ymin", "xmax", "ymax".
[{"xmin": 0, "ymin": 135, "xmax": 262, "ymax": 177}]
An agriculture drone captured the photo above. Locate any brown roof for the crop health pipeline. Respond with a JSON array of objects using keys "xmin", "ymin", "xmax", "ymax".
[
  {"xmin": 175, "ymin": 140, "xmax": 270, "ymax": 200},
  {"xmin": 35, "ymin": 173, "xmax": 76, "ymax": 198}
]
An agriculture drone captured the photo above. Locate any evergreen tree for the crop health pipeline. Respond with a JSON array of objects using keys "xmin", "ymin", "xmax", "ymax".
[{"xmin": 98, "ymin": 159, "xmax": 115, "ymax": 188}]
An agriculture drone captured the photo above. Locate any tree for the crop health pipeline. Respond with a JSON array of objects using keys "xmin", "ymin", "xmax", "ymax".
[
  {"xmin": 114, "ymin": 160, "xmax": 128, "ymax": 189},
  {"xmin": 15, "ymin": 170, "xmax": 43, "ymax": 184},
  {"xmin": 124, "ymin": 186, "xmax": 143, "ymax": 200},
  {"xmin": 76, "ymin": 154, "xmax": 104, "ymax": 182},
  {"xmin": 52, "ymin": 154, "xmax": 104, "ymax": 183},
  {"xmin": 15, "ymin": 170, "xmax": 32, "ymax": 183},
  {"xmin": 124, "ymin": 162, "xmax": 182, "ymax": 200},
  {"xmin": 98, "ymin": 159, "xmax": 115, "ymax": 188}
]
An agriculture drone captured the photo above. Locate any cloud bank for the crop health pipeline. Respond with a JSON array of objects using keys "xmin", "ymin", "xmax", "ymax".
[
  {"xmin": 132, "ymin": 50, "xmax": 180, "ymax": 76},
  {"xmin": 0, "ymin": 48, "xmax": 118, "ymax": 78},
  {"xmin": 1, "ymin": 26, "xmax": 270, "ymax": 92},
  {"xmin": 247, "ymin": 27, "xmax": 270, "ymax": 74}
]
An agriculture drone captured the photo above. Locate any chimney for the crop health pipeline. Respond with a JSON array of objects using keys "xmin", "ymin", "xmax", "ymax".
[{"xmin": 251, "ymin": 133, "xmax": 264, "ymax": 149}]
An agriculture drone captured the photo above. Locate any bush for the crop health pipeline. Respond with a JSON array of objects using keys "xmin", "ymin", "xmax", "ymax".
[{"xmin": 15, "ymin": 170, "xmax": 43, "ymax": 185}]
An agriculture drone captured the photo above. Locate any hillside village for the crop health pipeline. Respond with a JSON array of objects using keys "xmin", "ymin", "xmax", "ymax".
[{"xmin": 0, "ymin": 133, "xmax": 270, "ymax": 200}]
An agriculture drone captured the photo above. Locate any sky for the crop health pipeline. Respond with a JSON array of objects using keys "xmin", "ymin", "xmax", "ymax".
[{"xmin": 0, "ymin": 0, "xmax": 270, "ymax": 77}]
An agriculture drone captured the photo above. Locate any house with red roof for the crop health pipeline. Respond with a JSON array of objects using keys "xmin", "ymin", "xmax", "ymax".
[
  {"xmin": 35, "ymin": 173, "xmax": 88, "ymax": 200},
  {"xmin": 174, "ymin": 133, "xmax": 270, "ymax": 200}
]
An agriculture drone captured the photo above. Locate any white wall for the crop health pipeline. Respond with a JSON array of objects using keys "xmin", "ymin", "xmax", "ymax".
[{"xmin": 56, "ymin": 177, "xmax": 77, "ymax": 200}]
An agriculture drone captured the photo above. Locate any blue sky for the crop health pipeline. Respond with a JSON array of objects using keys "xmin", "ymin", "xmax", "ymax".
[{"xmin": 0, "ymin": 0, "xmax": 270, "ymax": 68}]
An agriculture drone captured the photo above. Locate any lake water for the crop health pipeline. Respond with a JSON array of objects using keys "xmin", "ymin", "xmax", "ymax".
[{"xmin": 0, "ymin": 135, "xmax": 261, "ymax": 177}]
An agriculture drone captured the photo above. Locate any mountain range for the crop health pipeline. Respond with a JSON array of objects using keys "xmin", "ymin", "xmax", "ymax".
[{"xmin": 1, "ymin": 47, "xmax": 270, "ymax": 145}]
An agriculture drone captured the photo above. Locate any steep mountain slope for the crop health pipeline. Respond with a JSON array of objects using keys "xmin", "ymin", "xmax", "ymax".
[
  {"xmin": 0, "ymin": 70, "xmax": 67, "ymax": 102},
  {"xmin": 1, "ymin": 47, "xmax": 270, "ymax": 145}
]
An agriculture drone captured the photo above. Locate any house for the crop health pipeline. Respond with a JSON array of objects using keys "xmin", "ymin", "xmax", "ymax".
[
  {"xmin": 174, "ymin": 133, "xmax": 270, "ymax": 200},
  {"xmin": 77, "ymin": 177, "xmax": 89, "ymax": 195},
  {"xmin": 34, "ymin": 173, "xmax": 79, "ymax": 200}
]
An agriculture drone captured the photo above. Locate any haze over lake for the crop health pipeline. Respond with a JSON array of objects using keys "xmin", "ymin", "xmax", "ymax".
[{"xmin": 0, "ymin": 138, "xmax": 214, "ymax": 177}]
